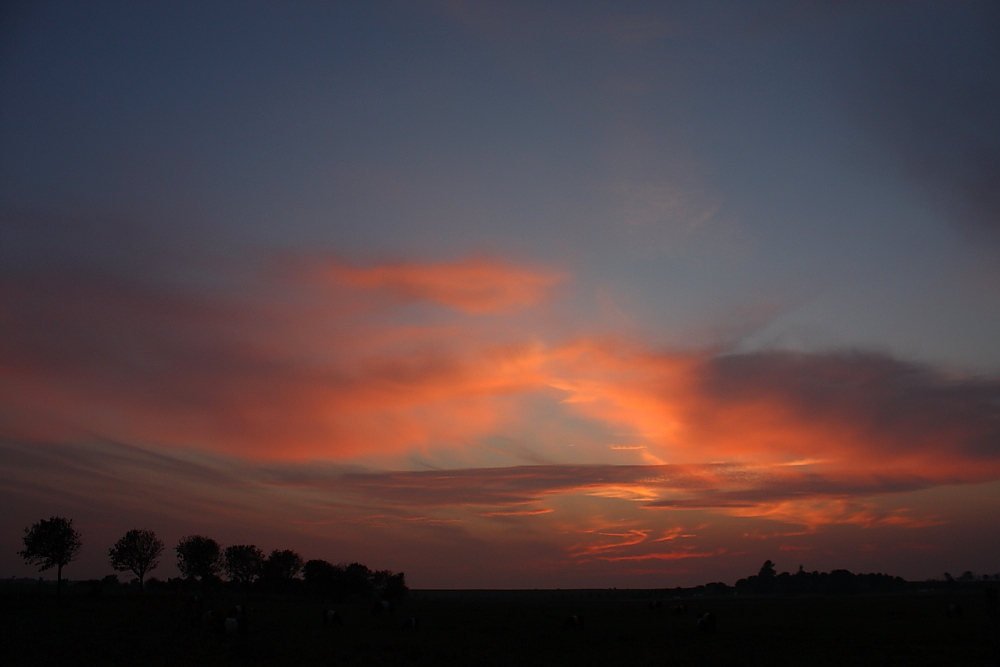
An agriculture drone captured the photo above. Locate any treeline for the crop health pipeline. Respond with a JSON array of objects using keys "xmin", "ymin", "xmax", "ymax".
[
  {"xmin": 15, "ymin": 516, "xmax": 406, "ymax": 601},
  {"xmin": 171, "ymin": 534, "xmax": 407, "ymax": 602},
  {"xmin": 731, "ymin": 560, "xmax": 907, "ymax": 595},
  {"xmin": 655, "ymin": 561, "xmax": 914, "ymax": 599}
]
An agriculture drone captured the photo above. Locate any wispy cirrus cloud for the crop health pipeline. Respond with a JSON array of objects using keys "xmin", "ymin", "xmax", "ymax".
[
  {"xmin": 722, "ymin": 499, "xmax": 947, "ymax": 532},
  {"xmin": 597, "ymin": 550, "xmax": 719, "ymax": 563},
  {"xmin": 324, "ymin": 463, "xmax": 948, "ymax": 527},
  {"xmin": 331, "ymin": 464, "xmax": 718, "ymax": 507},
  {"xmin": 477, "ymin": 508, "xmax": 553, "ymax": 518},
  {"xmin": 0, "ymin": 432, "xmax": 989, "ymax": 587},
  {"xmin": 0, "ymin": 436, "xmax": 954, "ymax": 531}
]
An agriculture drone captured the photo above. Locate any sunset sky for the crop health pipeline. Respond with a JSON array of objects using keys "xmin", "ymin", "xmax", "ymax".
[{"xmin": 2, "ymin": 1, "xmax": 999, "ymax": 589}]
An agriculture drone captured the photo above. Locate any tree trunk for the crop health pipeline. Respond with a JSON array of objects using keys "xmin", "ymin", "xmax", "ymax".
[{"xmin": 56, "ymin": 563, "xmax": 62, "ymax": 598}]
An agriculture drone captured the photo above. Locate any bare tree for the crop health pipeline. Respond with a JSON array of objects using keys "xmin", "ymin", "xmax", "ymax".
[
  {"xmin": 18, "ymin": 517, "xmax": 82, "ymax": 597},
  {"xmin": 109, "ymin": 529, "xmax": 164, "ymax": 592},
  {"xmin": 175, "ymin": 535, "xmax": 222, "ymax": 581}
]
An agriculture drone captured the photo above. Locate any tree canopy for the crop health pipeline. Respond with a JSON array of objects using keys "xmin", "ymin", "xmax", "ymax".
[
  {"xmin": 175, "ymin": 535, "xmax": 222, "ymax": 580},
  {"xmin": 109, "ymin": 529, "xmax": 164, "ymax": 590},
  {"xmin": 223, "ymin": 544, "xmax": 265, "ymax": 586},
  {"xmin": 303, "ymin": 559, "xmax": 408, "ymax": 602},
  {"xmin": 18, "ymin": 516, "xmax": 82, "ymax": 595},
  {"xmin": 264, "ymin": 549, "xmax": 304, "ymax": 582}
]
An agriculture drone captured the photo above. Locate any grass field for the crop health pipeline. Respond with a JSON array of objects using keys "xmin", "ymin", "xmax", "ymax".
[{"xmin": 2, "ymin": 587, "xmax": 998, "ymax": 666}]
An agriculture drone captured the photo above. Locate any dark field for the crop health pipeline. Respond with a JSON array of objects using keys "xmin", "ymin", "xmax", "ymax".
[{"xmin": 2, "ymin": 588, "xmax": 998, "ymax": 666}]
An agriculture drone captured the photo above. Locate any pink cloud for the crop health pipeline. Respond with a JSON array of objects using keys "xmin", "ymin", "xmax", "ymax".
[
  {"xmin": 597, "ymin": 550, "xmax": 719, "ymax": 563},
  {"xmin": 323, "ymin": 256, "xmax": 565, "ymax": 313},
  {"xmin": 477, "ymin": 508, "xmax": 553, "ymax": 517},
  {"xmin": 0, "ymin": 261, "xmax": 555, "ymax": 459},
  {"xmin": 570, "ymin": 529, "xmax": 650, "ymax": 556}
]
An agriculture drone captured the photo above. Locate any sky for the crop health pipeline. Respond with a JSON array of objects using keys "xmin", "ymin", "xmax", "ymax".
[{"xmin": 1, "ymin": 0, "xmax": 999, "ymax": 589}]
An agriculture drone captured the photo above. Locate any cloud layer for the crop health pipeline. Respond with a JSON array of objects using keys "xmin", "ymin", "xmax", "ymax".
[
  {"xmin": 2, "ymin": 253, "xmax": 997, "ymax": 478},
  {"xmin": 2, "ymin": 249, "xmax": 999, "ymax": 584},
  {"xmin": 548, "ymin": 343, "xmax": 1000, "ymax": 479},
  {"xmin": 3, "ymin": 435, "xmax": 992, "ymax": 586}
]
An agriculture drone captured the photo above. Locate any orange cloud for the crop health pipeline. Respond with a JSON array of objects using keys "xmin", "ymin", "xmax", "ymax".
[
  {"xmin": 0, "ymin": 263, "xmax": 556, "ymax": 459},
  {"xmin": 324, "ymin": 256, "xmax": 565, "ymax": 313},
  {"xmin": 477, "ymin": 508, "xmax": 553, "ymax": 517},
  {"xmin": 654, "ymin": 526, "xmax": 696, "ymax": 542},
  {"xmin": 2, "ymin": 253, "xmax": 999, "ymax": 520},
  {"xmin": 721, "ymin": 499, "xmax": 946, "ymax": 531},
  {"xmin": 5, "ymin": 250, "xmax": 1000, "ymax": 588},
  {"xmin": 570, "ymin": 529, "xmax": 650, "ymax": 556},
  {"xmin": 544, "ymin": 342, "xmax": 1000, "ymax": 483}
]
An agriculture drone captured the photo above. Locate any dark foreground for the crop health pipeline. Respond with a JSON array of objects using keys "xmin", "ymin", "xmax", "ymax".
[{"xmin": 2, "ymin": 588, "xmax": 998, "ymax": 666}]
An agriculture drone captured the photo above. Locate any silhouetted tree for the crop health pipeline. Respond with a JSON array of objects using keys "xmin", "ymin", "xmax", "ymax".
[
  {"xmin": 223, "ymin": 544, "xmax": 264, "ymax": 586},
  {"xmin": 18, "ymin": 517, "xmax": 82, "ymax": 597},
  {"xmin": 301, "ymin": 559, "xmax": 405, "ymax": 601},
  {"xmin": 746, "ymin": 560, "xmax": 776, "ymax": 593},
  {"xmin": 263, "ymin": 549, "xmax": 303, "ymax": 582},
  {"xmin": 303, "ymin": 559, "xmax": 341, "ymax": 599},
  {"xmin": 108, "ymin": 529, "xmax": 164, "ymax": 592},
  {"xmin": 703, "ymin": 581, "xmax": 731, "ymax": 596},
  {"xmin": 375, "ymin": 569, "xmax": 408, "ymax": 601},
  {"xmin": 829, "ymin": 569, "xmax": 856, "ymax": 594},
  {"xmin": 344, "ymin": 562, "xmax": 374, "ymax": 599},
  {"xmin": 175, "ymin": 535, "xmax": 222, "ymax": 580}
]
